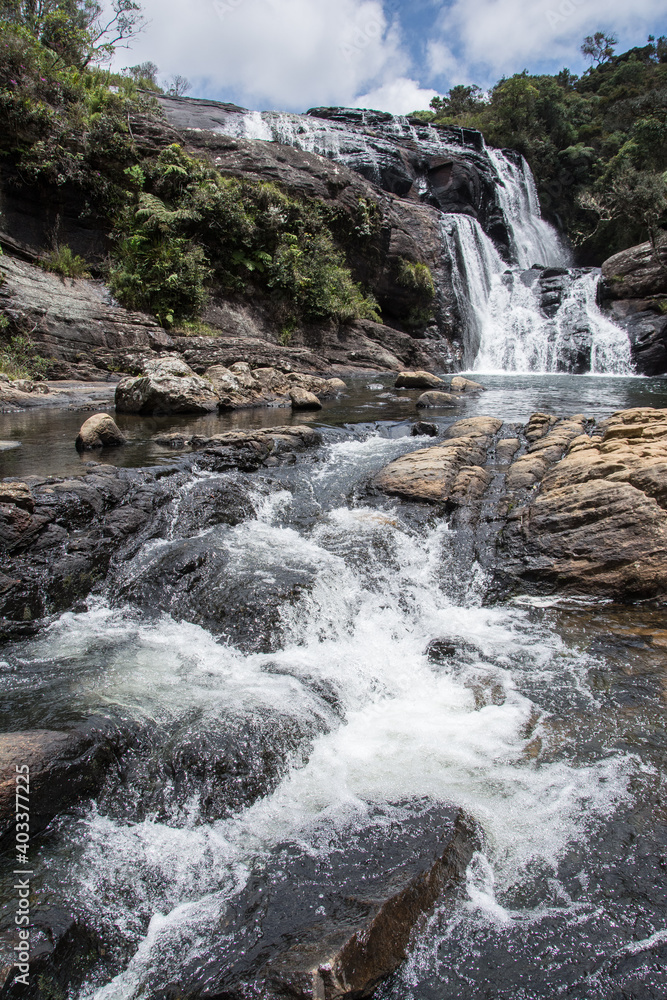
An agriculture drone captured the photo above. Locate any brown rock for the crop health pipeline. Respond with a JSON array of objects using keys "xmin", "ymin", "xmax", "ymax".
[
  {"xmin": 395, "ymin": 370, "xmax": 445, "ymax": 389},
  {"xmin": 290, "ymin": 387, "xmax": 323, "ymax": 411},
  {"xmin": 0, "ymin": 482, "xmax": 34, "ymax": 512},
  {"xmin": 501, "ymin": 407, "xmax": 667, "ymax": 599},
  {"xmin": 75, "ymin": 413, "xmax": 126, "ymax": 451},
  {"xmin": 450, "ymin": 375, "xmax": 484, "ymax": 392},
  {"xmin": 416, "ymin": 390, "xmax": 459, "ymax": 408},
  {"xmin": 375, "ymin": 416, "xmax": 501, "ymax": 503}
]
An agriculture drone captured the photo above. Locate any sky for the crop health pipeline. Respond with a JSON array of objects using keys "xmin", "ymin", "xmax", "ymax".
[{"xmin": 109, "ymin": 0, "xmax": 667, "ymax": 115}]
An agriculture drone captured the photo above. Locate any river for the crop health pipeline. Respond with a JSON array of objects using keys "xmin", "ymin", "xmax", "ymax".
[{"xmin": 0, "ymin": 373, "xmax": 666, "ymax": 998}]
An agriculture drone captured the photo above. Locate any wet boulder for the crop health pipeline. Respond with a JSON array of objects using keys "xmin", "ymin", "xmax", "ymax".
[
  {"xmin": 600, "ymin": 233, "xmax": 667, "ymax": 301},
  {"xmin": 143, "ymin": 804, "xmax": 479, "ymax": 1000},
  {"xmin": 416, "ymin": 390, "xmax": 459, "ymax": 408},
  {"xmin": 75, "ymin": 413, "xmax": 126, "ymax": 451},
  {"xmin": 450, "ymin": 376, "xmax": 484, "ymax": 392},
  {"xmin": 0, "ymin": 720, "xmax": 126, "ymax": 847},
  {"xmin": 412, "ymin": 421, "xmax": 438, "ymax": 437},
  {"xmin": 395, "ymin": 370, "xmax": 444, "ymax": 389},
  {"xmin": 375, "ymin": 416, "xmax": 502, "ymax": 504},
  {"xmin": 115, "ymin": 357, "xmax": 220, "ymax": 415}
]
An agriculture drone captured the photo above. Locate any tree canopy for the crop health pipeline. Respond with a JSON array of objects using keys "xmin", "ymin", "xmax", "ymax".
[{"xmin": 415, "ymin": 35, "xmax": 667, "ymax": 263}]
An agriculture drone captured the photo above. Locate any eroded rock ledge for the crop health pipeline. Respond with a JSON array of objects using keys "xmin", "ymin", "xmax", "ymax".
[{"xmin": 375, "ymin": 408, "xmax": 667, "ymax": 600}]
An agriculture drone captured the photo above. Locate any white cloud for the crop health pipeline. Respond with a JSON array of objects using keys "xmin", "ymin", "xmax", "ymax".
[
  {"xmin": 111, "ymin": 0, "xmax": 410, "ymax": 111},
  {"xmin": 354, "ymin": 77, "xmax": 439, "ymax": 114},
  {"xmin": 428, "ymin": 0, "xmax": 667, "ymax": 89}
]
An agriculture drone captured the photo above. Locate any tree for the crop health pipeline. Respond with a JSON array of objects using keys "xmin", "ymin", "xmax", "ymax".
[
  {"xmin": 0, "ymin": 0, "xmax": 145, "ymax": 66},
  {"xmin": 123, "ymin": 59, "xmax": 159, "ymax": 86},
  {"xmin": 166, "ymin": 73, "xmax": 190, "ymax": 97},
  {"xmin": 430, "ymin": 84, "xmax": 483, "ymax": 118},
  {"xmin": 581, "ymin": 32, "xmax": 617, "ymax": 66}
]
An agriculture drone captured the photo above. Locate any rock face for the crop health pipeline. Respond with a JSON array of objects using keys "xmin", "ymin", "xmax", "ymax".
[
  {"xmin": 75, "ymin": 412, "xmax": 126, "ymax": 451},
  {"xmin": 0, "ymin": 255, "xmax": 171, "ymax": 381},
  {"xmin": 501, "ymin": 407, "xmax": 667, "ymax": 597},
  {"xmin": 374, "ymin": 407, "xmax": 667, "ymax": 601},
  {"xmin": 599, "ymin": 236, "xmax": 667, "ymax": 376},
  {"xmin": 142, "ymin": 804, "xmax": 479, "ymax": 1000},
  {"xmin": 395, "ymin": 370, "xmax": 445, "ymax": 389},
  {"xmin": 115, "ymin": 357, "xmax": 220, "ymax": 414},
  {"xmin": 375, "ymin": 417, "xmax": 502, "ymax": 503}
]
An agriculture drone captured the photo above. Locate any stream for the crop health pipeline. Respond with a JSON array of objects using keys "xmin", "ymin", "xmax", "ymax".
[{"xmin": 1, "ymin": 374, "xmax": 666, "ymax": 998}]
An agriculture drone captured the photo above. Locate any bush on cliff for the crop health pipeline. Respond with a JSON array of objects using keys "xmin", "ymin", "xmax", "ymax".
[{"xmin": 108, "ymin": 144, "xmax": 380, "ymax": 327}]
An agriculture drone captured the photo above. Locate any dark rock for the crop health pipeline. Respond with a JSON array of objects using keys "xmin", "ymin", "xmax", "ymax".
[
  {"xmin": 0, "ymin": 719, "xmax": 127, "ymax": 848},
  {"xmin": 412, "ymin": 421, "xmax": 438, "ymax": 437},
  {"xmin": 145, "ymin": 804, "xmax": 479, "ymax": 1000},
  {"xmin": 0, "ymin": 904, "xmax": 106, "ymax": 998},
  {"xmin": 600, "ymin": 234, "xmax": 667, "ymax": 301},
  {"xmin": 75, "ymin": 412, "xmax": 126, "ymax": 451}
]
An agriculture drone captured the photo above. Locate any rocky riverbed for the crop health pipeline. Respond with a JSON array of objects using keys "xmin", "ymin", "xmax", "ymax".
[{"xmin": 0, "ymin": 372, "xmax": 667, "ymax": 1000}]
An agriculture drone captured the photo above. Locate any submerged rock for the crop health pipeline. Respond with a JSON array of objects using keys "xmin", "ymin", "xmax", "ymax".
[
  {"xmin": 395, "ymin": 370, "xmax": 445, "ymax": 389},
  {"xmin": 75, "ymin": 412, "xmax": 126, "ymax": 451},
  {"xmin": 115, "ymin": 357, "xmax": 220, "ymax": 415}
]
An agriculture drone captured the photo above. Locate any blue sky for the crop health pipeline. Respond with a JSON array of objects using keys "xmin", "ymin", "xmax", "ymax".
[{"xmin": 111, "ymin": 0, "xmax": 667, "ymax": 114}]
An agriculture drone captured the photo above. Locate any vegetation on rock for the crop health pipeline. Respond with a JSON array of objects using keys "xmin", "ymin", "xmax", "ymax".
[{"xmin": 415, "ymin": 35, "xmax": 667, "ymax": 262}]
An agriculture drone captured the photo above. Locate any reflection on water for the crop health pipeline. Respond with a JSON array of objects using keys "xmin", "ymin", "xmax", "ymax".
[{"xmin": 1, "ymin": 372, "xmax": 667, "ymax": 480}]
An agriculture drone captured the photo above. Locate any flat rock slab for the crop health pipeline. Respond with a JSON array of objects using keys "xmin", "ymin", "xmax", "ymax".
[
  {"xmin": 395, "ymin": 371, "xmax": 444, "ymax": 389},
  {"xmin": 375, "ymin": 417, "xmax": 502, "ymax": 504},
  {"xmin": 153, "ymin": 804, "xmax": 478, "ymax": 1000}
]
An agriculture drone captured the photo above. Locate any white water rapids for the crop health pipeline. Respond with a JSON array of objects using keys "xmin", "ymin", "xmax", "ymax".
[{"xmin": 12, "ymin": 430, "xmax": 639, "ymax": 999}]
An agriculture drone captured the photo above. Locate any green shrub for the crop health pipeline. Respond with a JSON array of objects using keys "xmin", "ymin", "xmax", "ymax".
[
  {"xmin": 42, "ymin": 244, "xmax": 91, "ymax": 277},
  {"xmin": 0, "ymin": 334, "xmax": 49, "ymax": 379}
]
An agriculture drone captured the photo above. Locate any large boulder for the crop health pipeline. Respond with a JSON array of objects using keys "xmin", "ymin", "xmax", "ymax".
[
  {"xmin": 501, "ymin": 407, "xmax": 667, "ymax": 598},
  {"xmin": 600, "ymin": 234, "xmax": 667, "ymax": 301},
  {"xmin": 416, "ymin": 390, "xmax": 459, "ymax": 408},
  {"xmin": 137, "ymin": 804, "xmax": 479, "ymax": 1000},
  {"xmin": 115, "ymin": 357, "xmax": 220, "ymax": 414},
  {"xmin": 450, "ymin": 375, "xmax": 484, "ymax": 392},
  {"xmin": 395, "ymin": 370, "xmax": 444, "ymax": 389},
  {"xmin": 289, "ymin": 387, "xmax": 322, "ymax": 410},
  {"xmin": 75, "ymin": 413, "xmax": 126, "ymax": 451}
]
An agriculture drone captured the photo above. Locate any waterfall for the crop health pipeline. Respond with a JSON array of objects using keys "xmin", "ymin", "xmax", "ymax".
[
  {"xmin": 445, "ymin": 154, "xmax": 633, "ymax": 374},
  {"xmin": 487, "ymin": 149, "xmax": 571, "ymax": 270},
  {"xmin": 192, "ymin": 102, "xmax": 632, "ymax": 376}
]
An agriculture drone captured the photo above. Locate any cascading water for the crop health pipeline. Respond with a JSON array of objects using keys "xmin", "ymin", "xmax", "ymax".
[
  {"xmin": 2, "ymin": 427, "xmax": 657, "ymax": 1000},
  {"xmin": 198, "ymin": 102, "xmax": 631, "ymax": 376},
  {"xmin": 443, "ymin": 153, "xmax": 633, "ymax": 374}
]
